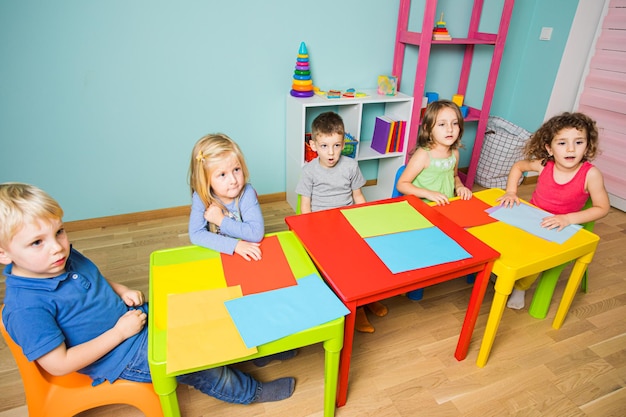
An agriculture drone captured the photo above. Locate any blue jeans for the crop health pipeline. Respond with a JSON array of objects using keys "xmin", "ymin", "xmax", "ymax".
[{"xmin": 118, "ymin": 328, "xmax": 261, "ymax": 404}]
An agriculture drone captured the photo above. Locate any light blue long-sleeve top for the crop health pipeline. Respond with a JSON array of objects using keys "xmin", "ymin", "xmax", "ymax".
[{"xmin": 188, "ymin": 183, "xmax": 264, "ymax": 254}]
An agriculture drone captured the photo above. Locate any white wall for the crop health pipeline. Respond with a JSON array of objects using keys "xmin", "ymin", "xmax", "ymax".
[{"xmin": 545, "ymin": 0, "xmax": 607, "ymax": 117}]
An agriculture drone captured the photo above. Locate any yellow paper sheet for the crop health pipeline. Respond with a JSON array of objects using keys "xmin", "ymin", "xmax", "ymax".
[
  {"xmin": 152, "ymin": 258, "xmax": 227, "ymax": 329},
  {"xmin": 341, "ymin": 200, "xmax": 433, "ymax": 237},
  {"xmin": 166, "ymin": 286, "xmax": 257, "ymax": 374}
]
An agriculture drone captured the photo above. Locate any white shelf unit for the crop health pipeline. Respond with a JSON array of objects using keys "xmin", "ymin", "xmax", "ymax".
[{"xmin": 286, "ymin": 89, "xmax": 414, "ymax": 211}]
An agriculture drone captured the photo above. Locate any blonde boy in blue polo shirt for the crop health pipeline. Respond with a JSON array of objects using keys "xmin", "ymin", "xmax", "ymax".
[{"xmin": 0, "ymin": 183, "xmax": 294, "ymax": 404}]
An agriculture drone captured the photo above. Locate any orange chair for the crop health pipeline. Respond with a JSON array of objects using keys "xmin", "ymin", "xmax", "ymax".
[{"xmin": 1, "ymin": 307, "xmax": 164, "ymax": 417}]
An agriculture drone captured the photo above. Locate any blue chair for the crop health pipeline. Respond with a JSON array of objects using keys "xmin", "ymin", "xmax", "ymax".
[{"xmin": 391, "ymin": 165, "xmax": 406, "ymax": 198}]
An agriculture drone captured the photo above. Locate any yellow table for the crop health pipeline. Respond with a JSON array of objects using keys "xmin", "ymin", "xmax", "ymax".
[
  {"xmin": 148, "ymin": 231, "xmax": 344, "ymax": 417},
  {"xmin": 470, "ymin": 189, "xmax": 600, "ymax": 367}
]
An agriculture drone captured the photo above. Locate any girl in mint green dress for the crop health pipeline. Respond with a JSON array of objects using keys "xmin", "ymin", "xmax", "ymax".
[
  {"xmin": 396, "ymin": 99, "xmax": 473, "ymax": 301},
  {"xmin": 396, "ymin": 99, "xmax": 472, "ymax": 204}
]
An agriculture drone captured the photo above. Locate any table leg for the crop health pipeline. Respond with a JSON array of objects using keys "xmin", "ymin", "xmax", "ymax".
[
  {"xmin": 157, "ymin": 389, "xmax": 181, "ymax": 417},
  {"xmin": 322, "ymin": 320, "xmax": 344, "ymax": 417},
  {"xmin": 151, "ymin": 366, "xmax": 180, "ymax": 417},
  {"xmin": 455, "ymin": 262, "xmax": 493, "ymax": 361},
  {"xmin": 336, "ymin": 302, "xmax": 357, "ymax": 407},
  {"xmin": 476, "ymin": 272, "xmax": 515, "ymax": 367},
  {"xmin": 552, "ymin": 254, "xmax": 593, "ymax": 329}
]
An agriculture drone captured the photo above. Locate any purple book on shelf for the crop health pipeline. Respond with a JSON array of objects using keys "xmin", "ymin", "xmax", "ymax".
[{"xmin": 371, "ymin": 116, "xmax": 392, "ymax": 154}]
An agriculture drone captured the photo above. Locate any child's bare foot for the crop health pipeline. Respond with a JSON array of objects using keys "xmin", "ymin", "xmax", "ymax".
[
  {"xmin": 356, "ymin": 306, "xmax": 374, "ymax": 333},
  {"xmin": 507, "ymin": 289, "xmax": 526, "ymax": 309},
  {"xmin": 366, "ymin": 301, "xmax": 388, "ymax": 317}
]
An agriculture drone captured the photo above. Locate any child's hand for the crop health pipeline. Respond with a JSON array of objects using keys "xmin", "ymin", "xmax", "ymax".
[
  {"xmin": 115, "ymin": 309, "xmax": 147, "ymax": 339},
  {"xmin": 204, "ymin": 204, "xmax": 224, "ymax": 226},
  {"xmin": 497, "ymin": 192, "xmax": 520, "ymax": 208},
  {"xmin": 425, "ymin": 191, "xmax": 450, "ymax": 206},
  {"xmin": 234, "ymin": 240, "xmax": 262, "ymax": 261},
  {"xmin": 120, "ymin": 289, "xmax": 145, "ymax": 307},
  {"xmin": 456, "ymin": 186, "xmax": 472, "ymax": 200},
  {"xmin": 540, "ymin": 214, "xmax": 570, "ymax": 231}
]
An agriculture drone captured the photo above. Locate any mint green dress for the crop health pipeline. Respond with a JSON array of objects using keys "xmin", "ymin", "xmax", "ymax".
[{"xmin": 411, "ymin": 149, "xmax": 456, "ymax": 200}]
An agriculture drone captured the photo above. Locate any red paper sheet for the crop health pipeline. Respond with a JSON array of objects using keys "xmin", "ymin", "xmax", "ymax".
[
  {"xmin": 432, "ymin": 196, "xmax": 498, "ymax": 228},
  {"xmin": 220, "ymin": 235, "xmax": 297, "ymax": 295}
]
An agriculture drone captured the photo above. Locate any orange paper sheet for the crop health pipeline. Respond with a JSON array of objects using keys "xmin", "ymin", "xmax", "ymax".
[
  {"xmin": 152, "ymin": 258, "xmax": 227, "ymax": 329},
  {"xmin": 432, "ymin": 197, "xmax": 498, "ymax": 228},
  {"xmin": 221, "ymin": 235, "xmax": 297, "ymax": 295},
  {"xmin": 166, "ymin": 286, "xmax": 256, "ymax": 374}
]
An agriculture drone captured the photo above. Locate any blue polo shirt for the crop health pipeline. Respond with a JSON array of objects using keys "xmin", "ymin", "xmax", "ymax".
[{"xmin": 2, "ymin": 248, "xmax": 146, "ymax": 384}]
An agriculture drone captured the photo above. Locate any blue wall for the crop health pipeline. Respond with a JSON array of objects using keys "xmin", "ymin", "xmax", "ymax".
[
  {"xmin": 0, "ymin": 0, "xmax": 578, "ymax": 221},
  {"xmin": 491, "ymin": 0, "xmax": 579, "ymax": 131}
]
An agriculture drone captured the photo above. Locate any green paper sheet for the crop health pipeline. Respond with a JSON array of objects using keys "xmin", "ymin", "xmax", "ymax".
[{"xmin": 341, "ymin": 200, "xmax": 433, "ymax": 237}]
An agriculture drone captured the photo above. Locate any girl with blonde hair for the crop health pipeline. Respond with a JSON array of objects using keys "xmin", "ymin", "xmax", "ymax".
[{"xmin": 188, "ymin": 133, "xmax": 264, "ymax": 260}]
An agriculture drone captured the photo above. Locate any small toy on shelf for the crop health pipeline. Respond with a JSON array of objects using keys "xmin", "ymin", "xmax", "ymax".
[
  {"xmin": 290, "ymin": 42, "xmax": 315, "ymax": 98},
  {"xmin": 308, "ymin": 86, "xmax": 368, "ymax": 100},
  {"xmin": 377, "ymin": 75, "xmax": 397, "ymax": 96},
  {"xmin": 433, "ymin": 13, "xmax": 452, "ymax": 41},
  {"xmin": 425, "ymin": 91, "xmax": 439, "ymax": 103},
  {"xmin": 342, "ymin": 132, "xmax": 359, "ymax": 158},
  {"xmin": 342, "ymin": 88, "xmax": 356, "ymax": 98},
  {"xmin": 304, "ymin": 133, "xmax": 317, "ymax": 162}
]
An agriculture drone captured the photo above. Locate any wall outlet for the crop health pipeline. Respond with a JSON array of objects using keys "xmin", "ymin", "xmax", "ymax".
[{"xmin": 540, "ymin": 27, "xmax": 553, "ymax": 41}]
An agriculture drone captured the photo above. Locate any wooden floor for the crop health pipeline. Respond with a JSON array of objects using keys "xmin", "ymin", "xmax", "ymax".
[{"xmin": 1, "ymin": 183, "xmax": 625, "ymax": 417}]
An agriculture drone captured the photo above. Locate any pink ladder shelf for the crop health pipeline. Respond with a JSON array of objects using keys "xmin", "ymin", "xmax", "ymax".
[{"xmin": 392, "ymin": 0, "xmax": 515, "ymax": 187}]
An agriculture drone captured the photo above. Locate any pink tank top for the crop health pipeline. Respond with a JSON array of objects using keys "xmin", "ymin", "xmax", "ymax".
[{"xmin": 530, "ymin": 160, "xmax": 592, "ymax": 215}]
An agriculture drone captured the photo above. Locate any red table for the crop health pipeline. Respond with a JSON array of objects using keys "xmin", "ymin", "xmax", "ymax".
[{"xmin": 285, "ymin": 195, "xmax": 499, "ymax": 407}]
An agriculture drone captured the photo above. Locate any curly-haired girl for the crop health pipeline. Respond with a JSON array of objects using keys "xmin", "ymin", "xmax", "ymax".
[{"xmin": 497, "ymin": 112, "xmax": 610, "ymax": 309}]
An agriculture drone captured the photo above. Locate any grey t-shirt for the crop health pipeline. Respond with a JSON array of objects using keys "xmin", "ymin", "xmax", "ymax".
[{"xmin": 295, "ymin": 156, "xmax": 366, "ymax": 212}]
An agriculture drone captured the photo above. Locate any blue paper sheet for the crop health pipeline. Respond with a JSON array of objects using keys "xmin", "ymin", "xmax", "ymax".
[
  {"xmin": 364, "ymin": 227, "xmax": 471, "ymax": 274},
  {"xmin": 487, "ymin": 203, "xmax": 581, "ymax": 244},
  {"xmin": 224, "ymin": 274, "xmax": 349, "ymax": 348}
]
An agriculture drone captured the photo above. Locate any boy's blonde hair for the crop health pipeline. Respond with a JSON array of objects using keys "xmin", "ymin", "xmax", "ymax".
[
  {"xmin": 188, "ymin": 132, "xmax": 250, "ymax": 211},
  {"xmin": 0, "ymin": 183, "xmax": 64, "ymax": 247}
]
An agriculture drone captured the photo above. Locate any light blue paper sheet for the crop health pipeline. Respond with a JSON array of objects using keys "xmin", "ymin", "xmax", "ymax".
[
  {"xmin": 224, "ymin": 274, "xmax": 349, "ymax": 348},
  {"xmin": 364, "ymin": 227, "xmax": 471, "ymax": 274},
  {"xmin": 487, "ymin": 203, "xmax": 581, "ymax": 244}
]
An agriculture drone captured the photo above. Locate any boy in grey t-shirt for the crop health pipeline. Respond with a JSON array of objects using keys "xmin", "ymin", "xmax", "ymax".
[{"xmin": 295, "ymin": 111, "xmax": 388, "ymax": 332}]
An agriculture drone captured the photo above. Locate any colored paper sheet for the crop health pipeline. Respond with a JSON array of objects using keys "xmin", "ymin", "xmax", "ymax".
[
  {"xmin": 166, "ymin": 286, "xmax": 256, "ymax": 373},
  {"xmin": 152, "ymin": 257, "xmax": 227, "ymax": 329},
  {"xmin": 364, "ymin": 227, "xmax": 472, "ymax": 274},
  {"xmin": 225, "ymin": 274, "xmax": 349, "ymax": 348},
  {"xmin": 341, "ymin": 201, "xmax": 433, "ymax": 237},
  {"xmin": 487, "ymin": 203, "xmax": 582, "ymax": 244},
  {"xmin": 221, "ymin": 235, "xmax": 297, "ymax": 295},
  {"xmin": 432, "ymin": 197, "xmax": 498, "ymax": 228}
]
